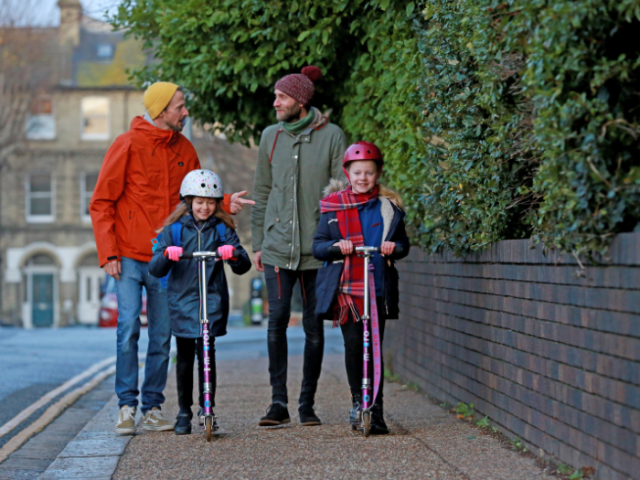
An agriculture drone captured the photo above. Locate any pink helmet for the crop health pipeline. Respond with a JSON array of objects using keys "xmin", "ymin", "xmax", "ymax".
[{"xmin": 342, "ymin": 141, "xmax": 384, "ymax": 178}]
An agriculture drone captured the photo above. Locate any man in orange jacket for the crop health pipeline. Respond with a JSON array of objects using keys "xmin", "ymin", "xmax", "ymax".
[{"xmin": 90, "ymin": 82, "xmax": 253, "ymax": 434}]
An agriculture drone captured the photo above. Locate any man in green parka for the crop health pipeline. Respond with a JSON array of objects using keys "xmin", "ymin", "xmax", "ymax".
[{"xmin": 251, "ymin": 66, "xmax": 347, "ymax": 427}]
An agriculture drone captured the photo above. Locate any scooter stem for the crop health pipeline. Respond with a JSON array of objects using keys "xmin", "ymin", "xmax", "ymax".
[
  {"xmin": 361, "ymin": 251, "xmax": 371, "ymax": 412},
  {"xmin": 200, "ymin": 259, "xmax": 212, "ymax": 416}
]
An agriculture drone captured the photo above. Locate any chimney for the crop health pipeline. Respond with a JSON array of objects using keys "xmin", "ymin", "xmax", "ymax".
[{"xmin": 58, "ymin": 0, "xmax": 82, "ymax": 46}]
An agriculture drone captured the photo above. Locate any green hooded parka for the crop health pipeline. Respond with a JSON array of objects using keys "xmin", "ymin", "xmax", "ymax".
[{"xmin": 251, "ymin": 112, "xmax": 347, "ymax": 270}]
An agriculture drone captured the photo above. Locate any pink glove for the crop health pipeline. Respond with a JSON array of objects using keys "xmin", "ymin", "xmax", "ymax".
[
  {"xmin": 217, "ymin": 245, "xmax": 235, "ymax": 261},
  {"xmin": 164, "ymin": 246, "xmax": 183, "ymax": 261}
]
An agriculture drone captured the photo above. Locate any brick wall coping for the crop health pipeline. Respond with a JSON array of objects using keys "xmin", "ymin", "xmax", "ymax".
[{"xmin": 412, "ymin": 233, "xmax": 640, "ymax": 266}]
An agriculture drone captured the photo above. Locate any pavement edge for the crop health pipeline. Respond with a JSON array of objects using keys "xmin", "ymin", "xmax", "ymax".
[
  {"xmin": 37, "ymin": 392, "xmax": 138, "ymax": 480},
  {"xmin": 37, "ymin": 357, "xmax": 170, "ymax": 480}
]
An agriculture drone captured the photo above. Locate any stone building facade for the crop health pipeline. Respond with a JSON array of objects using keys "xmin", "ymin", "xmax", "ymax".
[{"xmin": 0, "ymin": 1, "xmax": 258, "ymax": 327}]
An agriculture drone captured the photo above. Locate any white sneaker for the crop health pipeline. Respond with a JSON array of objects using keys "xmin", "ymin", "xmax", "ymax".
[
  {"xmin": 115, "ymin": 405, "xmax": 137, "ymax": 435},
  {"xmin": 142, "ymin": 407, "xmax": 174, "ymax": 432}
]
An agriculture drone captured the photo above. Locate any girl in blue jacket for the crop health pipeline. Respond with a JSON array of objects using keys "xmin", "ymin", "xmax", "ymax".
[
  {"xmin": 150, "ymin": 170, "xmax": 251, "ymax": 435},
  {"xmin": 312, "ymin": 142, "xmax": 410, "ymax": 435}
]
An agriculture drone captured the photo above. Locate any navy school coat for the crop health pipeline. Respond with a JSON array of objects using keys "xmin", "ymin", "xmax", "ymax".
[
  {"xmin": 149, "ymin": 214, "xmax": 251, "ymax": 338},
  {"xmin": 312, "ymin": 200, "xmax": 410, "ymax": 320}
]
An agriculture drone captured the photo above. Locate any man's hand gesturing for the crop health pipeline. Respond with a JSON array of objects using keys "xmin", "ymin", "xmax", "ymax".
[{"xmin": 229, "ymin": 191, "xmax": 256, "ymax": 214}]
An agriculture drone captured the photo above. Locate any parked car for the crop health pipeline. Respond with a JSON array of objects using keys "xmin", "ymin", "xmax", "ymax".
[{"xmin": 98, "ymin": 275, "xmax": 147, "ymax": 327}]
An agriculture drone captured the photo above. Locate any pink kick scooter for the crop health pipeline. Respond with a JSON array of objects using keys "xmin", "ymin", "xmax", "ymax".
[
  {"xmin": 180, "ymin": 249, "xmax": 235, "ymax": 442},
  {"xmin": 329, "ymin": 244, "xmax": 402, "ymax": 437}
]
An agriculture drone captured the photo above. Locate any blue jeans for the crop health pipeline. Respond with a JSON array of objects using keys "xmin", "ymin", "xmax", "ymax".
[{"xmin": 115, "ymin": 257, "xmax": 171, "ymax": 414}]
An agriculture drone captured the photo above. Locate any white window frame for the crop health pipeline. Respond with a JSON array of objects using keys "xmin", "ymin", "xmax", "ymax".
[
  {"xmin": 80, "ymin": 96, "xmax": 110, "ymax": 141},
  {"xmin": 25, "ymin": 173, "xmax": 55, "ymax": 223},
  {"xmin": 80, "ymin": 173, "xmax": 98, "ymax": 223}
]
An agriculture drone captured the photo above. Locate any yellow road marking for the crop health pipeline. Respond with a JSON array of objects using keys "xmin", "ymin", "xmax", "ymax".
[
  {"xmin": 0, "ymin": 355, "xmax": 116, "ymax": 438},
  {"xmin": 0, "ymin": 364, "xmax": 117, "ymax": 463}
]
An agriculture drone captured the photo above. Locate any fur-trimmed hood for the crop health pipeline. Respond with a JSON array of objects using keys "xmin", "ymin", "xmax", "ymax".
[{"xmin": 323, "ymin": 178, "xmax": 349, "ymax": 197}]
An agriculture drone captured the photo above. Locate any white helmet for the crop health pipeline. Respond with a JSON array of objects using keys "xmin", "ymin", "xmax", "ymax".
[{"xmin": 180, "ymin": 169, "xmax": 224, "ymax": 199}]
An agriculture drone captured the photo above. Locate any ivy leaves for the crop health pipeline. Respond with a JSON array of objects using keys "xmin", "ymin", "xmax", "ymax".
[{"xmin": 414, "ymin": 0, "xmax": 640, "ymax": 256}]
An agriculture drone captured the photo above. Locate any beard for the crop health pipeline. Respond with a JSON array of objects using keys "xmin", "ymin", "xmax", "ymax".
[
  {"xmin": 276, "ymin": 103, "xmax": 302, "ymax": 123},
  {"xmin": 166, "ymin": 117, "xmax": 185, "ymax": 132}
]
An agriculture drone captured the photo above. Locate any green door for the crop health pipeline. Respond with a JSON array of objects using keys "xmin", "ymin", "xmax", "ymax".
[{"xmin": 32, "ymin": 274, "xmax": 54, "ymax": 327}]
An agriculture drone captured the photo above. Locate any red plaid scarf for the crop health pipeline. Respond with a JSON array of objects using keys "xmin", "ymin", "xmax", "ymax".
[{"xmin": 320, "ymin": 185, "xmax": 379, "ymax": 324}]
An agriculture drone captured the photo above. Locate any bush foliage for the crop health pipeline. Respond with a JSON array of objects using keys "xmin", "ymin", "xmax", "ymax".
[
  {"xmin": 112, "ymin": 0, "xmax": 640, "ymax": 257},
  {"xmin": 417, "ymin": 0, "xmax": 640, "ymax": 257},
  {"xmin": 109, "ymin": 0, "xmax": 420, "ymax": 143}
]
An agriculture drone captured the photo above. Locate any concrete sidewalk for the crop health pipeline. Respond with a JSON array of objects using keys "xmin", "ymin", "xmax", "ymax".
[{"xmin": 112, "ymin": 353, "xmax": 555, "ymax": 480}]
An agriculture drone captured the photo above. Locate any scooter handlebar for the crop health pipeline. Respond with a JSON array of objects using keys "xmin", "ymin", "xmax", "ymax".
[
  {"xmin": 328, "ymin": 245, "xmax": 404, "ymax": 257},
  {"xmin": 179, "ymin": 251, "xmax": 238, "ymax": 261}
]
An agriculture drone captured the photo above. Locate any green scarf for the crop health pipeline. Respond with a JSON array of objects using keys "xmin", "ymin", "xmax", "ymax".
[{"xmin": 282, "ymin": 107, "xmax": 318, "ymax": 135}]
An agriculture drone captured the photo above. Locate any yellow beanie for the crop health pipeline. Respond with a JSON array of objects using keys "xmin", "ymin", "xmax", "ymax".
[{"xmin": 144, "ymin": 82, "xmax": 179, "ymax": 119}]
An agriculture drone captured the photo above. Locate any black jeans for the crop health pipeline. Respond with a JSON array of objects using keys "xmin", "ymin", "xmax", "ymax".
[
  {"xmin": 175, "ymin": 336, "xmax": 216, "ymax": 416},
  {"xmin": 340, "ymin": 298, "xmax": 387, "ymax": 405},
  {"xmin": 264, "ymin": 265, "xmax": 323, "ymax": 406}
]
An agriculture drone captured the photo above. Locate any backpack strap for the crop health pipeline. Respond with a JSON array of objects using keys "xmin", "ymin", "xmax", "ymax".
[
  {"xmin": 269, "ymin": 128, "xmax": 283, "ymax": 163},
  {"xmin": 172, "ymin": 222, "xmax": 182, "ymax": 248},
  {"xmin": 216, "ymin": 222, "xmax": 226, "ymax": 243}
]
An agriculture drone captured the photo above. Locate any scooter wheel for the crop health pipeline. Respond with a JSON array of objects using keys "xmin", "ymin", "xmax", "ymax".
[
  {"xmin": 362, "ymin": 410, "xmax": 371, "ymax": 437},
  {"xmin": 205, "ymin": 416, "xmax": 213, "ymax": 442}
]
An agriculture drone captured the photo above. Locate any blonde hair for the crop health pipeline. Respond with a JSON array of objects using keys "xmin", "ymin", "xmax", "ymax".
[
  {"xmin": 379, "ymin": 183, "xmax": 404, "ymax": 210},
  {"xmin": 157, "ymin": 197, "xmax": 235, "ymax": 233}
]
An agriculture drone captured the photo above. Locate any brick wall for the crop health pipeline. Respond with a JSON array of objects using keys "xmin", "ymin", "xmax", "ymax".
[{"xmin": 386, "ymin": 233, "xmax": 640, "ymax": 480}]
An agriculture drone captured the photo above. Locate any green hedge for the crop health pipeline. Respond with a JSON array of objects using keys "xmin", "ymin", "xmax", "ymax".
[
  {"xmin": 112, "ymin": 0, "xmax": 640, "ymax": 257},
  {"xmin": 415, "ymin": 0, "xmax": 640, "ymax": 256}
]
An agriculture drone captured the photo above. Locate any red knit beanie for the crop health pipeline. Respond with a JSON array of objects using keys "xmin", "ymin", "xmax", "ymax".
[{"xmin": 274, "ymin": 66, "xmax": 322, "ymax": 105}]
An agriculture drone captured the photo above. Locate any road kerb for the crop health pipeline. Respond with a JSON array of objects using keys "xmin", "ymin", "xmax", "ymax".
[
  {"xmin": 38, "ymin": 392, "xmax": 136, "ymax": 480},
  {"xmin": 38, "ymin": 356, "xmax": 176, "ymax": 480},
  {"xmin": 0, "ymin": 365, "xmax": 117, "ymax": 463},
  {"xmin": 0, "ymin": 355, "xmax": 116, "ymax": 439}
]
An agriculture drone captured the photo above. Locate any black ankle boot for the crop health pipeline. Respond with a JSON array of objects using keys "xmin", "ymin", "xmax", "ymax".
[
  {"xmin": 174, "ymin": 412, "xmax": 192, "ymax": 435},
  {"xmin": 258, "ymin": 403, "xmax": 290, "ymax": 426},
  {"xmin": 298, "ymin": 404, "xmax": 321, "ymax": 426},
  {"xmin": 349, "ymin": 395, "xmax": 362, "ymax": 428},
  {"xmin": 370, "ymin": 403, "xmax": 389, "ymax": 435}
]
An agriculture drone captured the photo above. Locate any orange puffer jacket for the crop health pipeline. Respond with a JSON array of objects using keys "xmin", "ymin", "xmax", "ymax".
[{"xmin": 90, "ymin": 116, "xmax": 230, "ymax": 266}]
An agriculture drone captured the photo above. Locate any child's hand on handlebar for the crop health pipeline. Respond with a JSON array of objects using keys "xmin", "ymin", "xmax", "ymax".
[
  {"xmin": 380, "ymin": 241, "xmax": 396, "ymax": 256},
  {"xmin": 164, "ymin": 246, "xmax": 183, "ymax": 261},
  {"xmin": 333, "ymin": 240, "xmax": 354, "ymax": 255},
  {"xmin": 217, "ymin": 245, "xmax": 235, "ymax": 261}
]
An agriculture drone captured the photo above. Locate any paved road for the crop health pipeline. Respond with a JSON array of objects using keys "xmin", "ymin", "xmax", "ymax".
[
  {"xmin": 0, "ymin": 323, "xmax": 343, "ymax": 476},
  {"xmin": 0, "ymin": 327, "xmax": 125, "ymax": 445},
  {"xmin": 0, "ymin": 323, "xmax": 342, "ymax": 426}
]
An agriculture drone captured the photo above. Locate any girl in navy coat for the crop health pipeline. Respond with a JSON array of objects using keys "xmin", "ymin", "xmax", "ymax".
[
  {"xmin": 149, "ymin": 170, "xmax": 251, "ymax": 435},
  {"xmin": 313, "ymin": 141, "xmax": 409, "ymax": 435}
]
